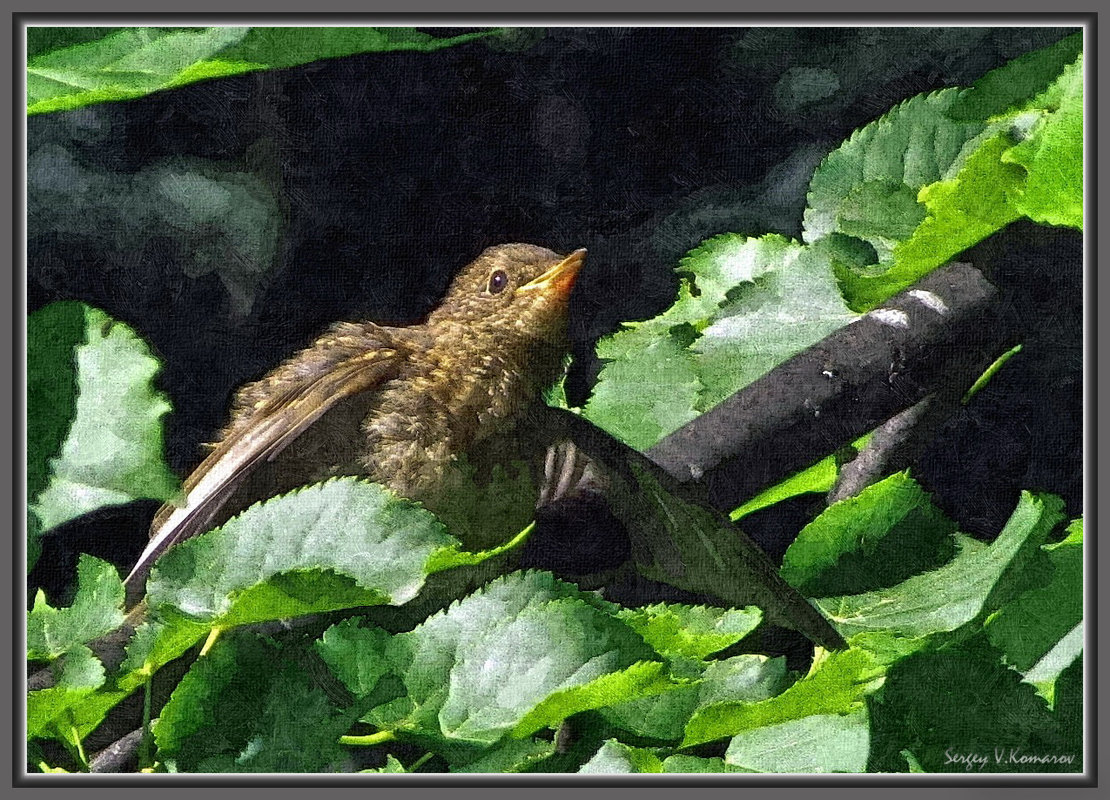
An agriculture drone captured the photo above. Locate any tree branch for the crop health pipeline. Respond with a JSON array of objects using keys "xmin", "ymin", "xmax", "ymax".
[
  {"xmin": 89, "ymin": 727, "xmax": 144, "ymax": 773},
  {"xmin": 645, "ymin": 261, "xmax": 1013, "ymax": 511}
]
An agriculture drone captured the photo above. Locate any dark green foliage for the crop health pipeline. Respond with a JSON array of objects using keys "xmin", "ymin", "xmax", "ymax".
[
  {"xmin": 867, "ymin": 636, "xmax": 1079, "ymax": 773},
  {"xmin": 947, "ymin": 32, "xmax": 1082, "ymax": 121},
  {"xmin": 155, "ymin": 633, "xmax": 354, "ymax": 772},
  {"xmin": 781, "ymin": 473, "xmax": 958, "ymax": 596},
  {"xmin": 26, "ymin": 302, "xmax": 85, "ymax": 529}
]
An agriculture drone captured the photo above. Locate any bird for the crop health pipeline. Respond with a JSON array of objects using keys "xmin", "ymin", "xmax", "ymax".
[
  {"xmin": 118, "ymin": 241, "xmax": 846, "ymax": 651},
  {"xmin": 124, "ymin": 243, "xmax": 586, "ymax": 592}
]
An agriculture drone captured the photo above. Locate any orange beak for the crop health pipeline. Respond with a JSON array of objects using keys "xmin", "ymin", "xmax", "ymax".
[{"xmin": 518, "ymin": 248, "xmax": 586, "ymax": 299}]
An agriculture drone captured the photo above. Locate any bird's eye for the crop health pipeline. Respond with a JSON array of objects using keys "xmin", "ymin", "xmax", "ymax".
[{"xmin": 487, "ymin": 270, "xmax": 509, "ymax": 294}]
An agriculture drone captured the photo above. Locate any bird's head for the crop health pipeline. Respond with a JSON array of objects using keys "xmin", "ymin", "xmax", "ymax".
[{"xmin": 429, "ymin": 243, "xmax": 586, "ymax": 345}]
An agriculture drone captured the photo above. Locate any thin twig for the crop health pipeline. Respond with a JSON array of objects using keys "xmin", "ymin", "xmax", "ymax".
[
  {"xmin": 89, "ymin": 727, "xmax": 145, "ymax": 773},
  {"xmin": 827, "ymin": 396, "xmax": 949, "ymax": 503}
]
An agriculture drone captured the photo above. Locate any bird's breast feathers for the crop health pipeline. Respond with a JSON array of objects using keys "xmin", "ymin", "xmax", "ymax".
[{"xmin": 359, "ymin": 337, "xmax": 544, "ymax": 498}]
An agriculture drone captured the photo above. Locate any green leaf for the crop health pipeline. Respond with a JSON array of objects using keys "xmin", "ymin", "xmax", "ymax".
[
  {"xmin": 840, "ymin": 131, "xmax": 1024, "ymax": 310},
  {"xmin": 676, "ymin": 233, "xmax": 801, "ymax": 322},
  {"xmin": 867, "ymin": 636, "xmax": 1075, "ymax": 773},
  {"xmin": 695, "ymin": 654, "xmax": 791, "ymax": 708},
  {"xmin": 691, "ymin": 242, "xmax": 858, "ymax": 412},
  {"xmin": 730, "ymin": 457, "xmax": 837, "ymax": 522},
  {"xmin": 1047, "ymin": 649, "xmax": 1082, "ymax": 759},
  {"xmin": 595, "ymin": 654, "xmax": 703, "ymax": 741},
  {"xmin": 804, "ymin": 88, "xmax": 988, "ymax": 260},
  {"xmin": 1024, "ymin": 622, "xmax": 1083, "ymax": 703},
  {"xmin": 154, "ymin": 633, "xmax": 353, "ymax": 772},
  {"xmin": 605, "ymin": 654, "xmax": 786, "ymax": 744},
  {"xmin": 806, "ymin": 38, "xmax": 1083, "ymax": 311},
  {"xmin": 27, "ymin": 26, "xmax": 499, "ymax": 115},
  {"xmin": 587, "ymin": 41, "xmax": 1085, "ymax": 429},
  {"xmin": 837, "ymin": 181, "xmax": 926, "ymax": 241},
  {"xmin": 583, "ymin": 234, "xmax": 859, "ymax": 447},
  {"xmin": 724, "ymin": 708, "xmax": 870, "ymax": 773},
  {"xmin": 781, "ymin": 472, "xmax": 957, "ymax": 597},
  {"xmin": 730, "ymin": 432, "xmax": 873, "ymax": 522},
  {"xmin": 1001, "ymin": 54, "xmax": 1083, "ymax": 229},
  {"xmin": 29, "ymin": 607, "xmax": 210, "ymax": 748},
  {"xmin": 578, "ymin": 740, "xmax": 664, "ymax": 774},
  {"xmin": 682, "ymin": 647, "xmax": 885, "ymax": 747},
  {"xmin": 903, "ymin": 749, "xmax": 927, "ymax": 773},
  {"xmin": 581, "ymin": 233, "xmax": 859, "ymax": 448},
  {"xmin": 218, "ymin": 27, "xmax": 499, "ymax": 68},
  {"xmin": 512, "ymin": 660, "xmax": 676, "ymax": 740},
  {"xmin": 448, "ymin": 737, "xmax": 556, "ymax": 773},
  {"xmin": 599, "ymin": 683, "xmax": 698, "ymax": 743},
  {"xmin": 314, "ymin": 624, "xmax": 412, "ymax": 736},
  {"xmin": 616, "ymin": 603, "xmax": 762, "ymax": 660},
  {"xmin": 986, "ymin": 520, "xmax": 1082, "ymax": 672},
  {"xmin": 369, "ymin": 571, "xmax": 671, "ymax": 747},
  {"xmin": 662, "ymin": 754, "xmax": 752, "ymax": 773},
  {"xmin": 119, "ymin": 612, "xmax": 211, "ymax": 679},
  {"xmin": 845, "ymin": 629, "xmax": 934, "ymax": 667},
  {"xmin": 1057, "ymin": 516, "xmax": 1083, "ymax": 546},
  {"xmin": 27, "ymin": 555, "xmax": 125, "ymax": 661},
  {"xmin": 583, "ymin": 330, "xmax": 702, "ymax": 451},
  {"xmin": 815, "ymin": 491, "xmax": 1065, "ymax": 639},
  {"xmin": 946, "ymin": 32, "xmax": 1083, "ymax": 121},
  {"xmin": 541, "ymin": 366, "xmax": 571, "ymax": 410},
  {"xmin": 48, "ymin": 642, "xmax": 106, "ymax": 688},
  {"xmin": 962, "ymin": 344, "xmax": 1024, "ymax": 404},
  {"xmin": 27, "ymin": 27, "xmax": 129, "ymax": 59},
  {"xmin": 28, "ymin": 686, "xmax": 132, "ymax": 747},
  {"xmin": 27, "ymin": 302, "xmax": 179, "ymax": 533},
  {"xmin": 146, "ymin": 478, "xmax": 460, "ymax": 627},
  {"xmin": 315, "ymin": 618, "xmax": 395, "ymax": 698},
  {"xmin": 102, "ymin": 477, "xmax": 515, "ymax": 742},
  {"xmin": 27, "ymin": 645, "xmax": 107, "ymax": 740},
  {"xmin": 27, "ymin": 512, "xmax": 42, "ymax": 574},
  {"xmin": 602, "ymin": 654, "xmax": 787, "ymax": 742},
  {"xmin": 26, "ymin": 302, "xmax": 83, "ymax": 536},
  {"xmin": 27, "ymin": 27, "xmax": 251, "ymax": 114}
]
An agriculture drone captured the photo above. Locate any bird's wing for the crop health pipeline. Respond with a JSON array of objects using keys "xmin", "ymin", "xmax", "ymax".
[
  {"xmin": 125, "ymin": 323, "xmax": 415, "ymax": 592},
  {"xmin": 533, "ymin": 406, "xmax": 848, "ymax": 651}
]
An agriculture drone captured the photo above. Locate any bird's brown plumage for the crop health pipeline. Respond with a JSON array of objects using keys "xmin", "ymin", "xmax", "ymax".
[{"xmin": 126, "ymin": 243, "xmax": 585, "ymax": 590}]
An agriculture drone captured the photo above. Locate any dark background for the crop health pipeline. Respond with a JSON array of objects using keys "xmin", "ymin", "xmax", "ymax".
[{"xmin": 26, "ymin": 26, "xmax": 1083, "ymax": 583}]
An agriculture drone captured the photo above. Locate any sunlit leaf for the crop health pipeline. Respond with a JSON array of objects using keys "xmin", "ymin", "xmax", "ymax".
[
  {"xmin": 27, "ymin": 26, "xmax": 500, "ymax": 115},
  {"xmin": 28, "ymin": 302, "xmax": 179, "ymax": 533},
  {"xmin": 815, "ymin": 492, "xmax": 1064, "ymax": 639}
]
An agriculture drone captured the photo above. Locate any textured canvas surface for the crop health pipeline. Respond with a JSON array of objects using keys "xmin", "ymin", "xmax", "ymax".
[{"xmin": 23, "ymin": 24, "xmax": 1085, "ymax": 777}]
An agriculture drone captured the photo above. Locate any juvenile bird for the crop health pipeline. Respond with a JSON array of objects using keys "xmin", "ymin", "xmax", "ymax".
[
  {"xmin": 120, "ymin": 242, "xmax": 844, "ymax": 651},
  {"xmin": 125, "ymin": 243, "xmax": 585, "ymax": 591}
]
